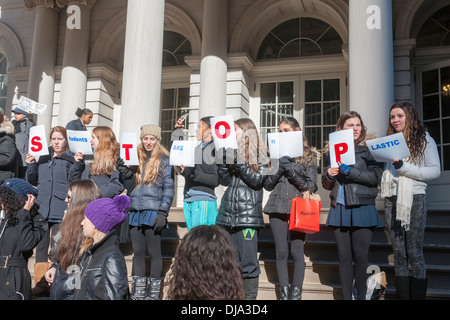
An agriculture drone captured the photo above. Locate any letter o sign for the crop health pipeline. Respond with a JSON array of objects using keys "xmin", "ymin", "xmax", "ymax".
[{"xmin": 215, "ymin": 121, "xmax": 231, "ymax": 139}]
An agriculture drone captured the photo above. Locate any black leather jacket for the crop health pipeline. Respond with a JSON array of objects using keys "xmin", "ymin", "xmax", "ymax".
[
  {"xmin": 216, "ymin": 163, "xmax": 267, "ymax": 229},
  {"xmin": 73, "ymin": 231, "xmax": 129, "ymax": 300},
  {"xmin": 322, "ymin": 145, "xmax": 383, "ymax": 208},
  {"xmin": 263, "ymin": 156, "xmax": 318, "ymax": 214}
]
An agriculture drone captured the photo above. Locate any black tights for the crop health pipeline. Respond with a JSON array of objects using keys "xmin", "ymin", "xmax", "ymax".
[
  {"xmin": 333, "ymin": 227, "xmax": 373, "ymax": 300},
  {"xmin": 130, "ymin": 226, "xmax": 162, "ymax": 278},
  {"xmin": 269, "ymin": 214, "xmax": 306, "ymax": 288}
]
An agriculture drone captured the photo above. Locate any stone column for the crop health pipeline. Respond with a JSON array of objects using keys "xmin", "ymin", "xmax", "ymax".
[
  {"xmin": 349, "ymin": 0, "xmax": 394, "ymax": 136},
  {"xmin": 120, "ymin": 0, "xmax": 165, "ymax": 133},
  {"xmin": 199, "ymin": 0, "xmax": 228, "ymax": 118},
  {"xmin": 57, "ymin": 0, "xmax": 96, "ymax": 127},
  {"xmin": 25, "ymin": 0, "xmax": 61, "ymax": 128}
]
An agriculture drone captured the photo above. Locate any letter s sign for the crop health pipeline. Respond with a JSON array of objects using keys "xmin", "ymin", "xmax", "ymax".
[{"xmin": 31, "ymin": 136, "xmax": 43, "ymax": 153}]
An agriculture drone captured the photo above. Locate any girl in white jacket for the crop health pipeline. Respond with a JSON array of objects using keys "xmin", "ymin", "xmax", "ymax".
[{"xmin": 381, "ymin": 102, "xmax": 440, "ymax": 300}]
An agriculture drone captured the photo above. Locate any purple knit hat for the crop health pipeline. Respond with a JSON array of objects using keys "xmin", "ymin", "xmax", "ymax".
[{"xmin": 84, "ymin": 195, "xmax": 130, "ymax": 234}]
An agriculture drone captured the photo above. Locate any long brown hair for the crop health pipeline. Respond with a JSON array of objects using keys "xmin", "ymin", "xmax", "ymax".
[
  {"xmin": 336, "ymin": 111, "xmax": 367, "ymax": 146},
  {"xmin": 235, "ymin": 118, "xmax": 269, "ymax": 173},
  {"xmin": 387, "ymin": 101, "xmax": 427, "ymax": 165},
  {"xmin": 90, "ymin": 126, "xmax": 120, "ymax": 175},
  {"xmin": 136, "ymin": 132, "xmax": 169, "ymax": 186},
  {"xmin": 54, "ymin": 179, "xmax": 102, "ymax": 271},
  {"xmin": 279, "ymin": 117, "xmax": 317, "ymax": 164},
  {"xmin": 167, "ymin": 225, "xmax": 245, "ymax": 300}
]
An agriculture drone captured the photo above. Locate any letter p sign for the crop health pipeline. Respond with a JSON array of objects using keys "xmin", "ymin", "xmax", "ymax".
[{"xmin": 334, "ymin": 143, "xmax": 348, "ymax": 163}]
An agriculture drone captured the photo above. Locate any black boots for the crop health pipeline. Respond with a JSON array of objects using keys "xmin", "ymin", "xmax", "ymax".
[
  {"xmin": 131, "ymin": 276, "xmax": 162, "ymax": 300},
  {"xmin": 395, "ymin": 276, "xmax": 427, "ymax": 300},
  {"xmin": 243, "ymin": 276, "xmax": 259, "ymax": 300},
  {"xmin": 279, "ymin": 285, "xmax": 302, "ymax": 300}
]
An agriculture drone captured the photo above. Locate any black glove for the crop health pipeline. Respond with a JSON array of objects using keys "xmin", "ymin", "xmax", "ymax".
[
  {"xmin": 393, "ymin": 160, "xmax": 404, "ymax": 170},
  {"xmin": 279, "ymin": 156, "xmax": 295, "ymax": 177},
  {"xmin": 152, "ymin": 211, "xmax": 168, "ymax": 232}
]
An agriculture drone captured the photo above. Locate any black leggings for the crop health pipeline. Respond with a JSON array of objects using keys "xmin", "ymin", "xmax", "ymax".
[
  {"xmin": 269, "ymin": 213, "xmax": 306, "ymax": 288},
  {"xmin": 130, "ymin": 225, "xmax": 162, "ymax": 278},
  {"xmin": 333, "ymin": 226, "xmax": 373, "ymax": 300},
  {"xmin": 35, "ymin": 222, "xmax": 60, "ymax": 263}
]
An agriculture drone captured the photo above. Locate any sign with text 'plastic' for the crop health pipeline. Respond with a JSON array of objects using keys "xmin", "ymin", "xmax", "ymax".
[{"xmin": 366, "ymin": 133, "xmax": 410, "ymax": 162}]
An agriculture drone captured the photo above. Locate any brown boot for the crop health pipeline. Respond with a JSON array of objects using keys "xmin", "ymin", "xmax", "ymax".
[{"xmin": 31, "ymin": 262, "xmax": 51, "ymax": 299}]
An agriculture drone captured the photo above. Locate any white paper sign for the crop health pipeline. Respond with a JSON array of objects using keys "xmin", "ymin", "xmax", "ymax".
[
  {"xmin": 366, "ymin": 133, "xmax": 411, "ymax": 162},
  {"xmin": 210, "ymin": 115, "xmax": 238, "ymax": 150},
  {"xmin": 18, "ymin": 96, "xmax": 47, "ymax": 115},
  {"xmin": 120, "ymin": 132, "xmax": 139, "ymax": 166},
  {"xmin": 28, "ymin": 125, "xmax": 49, "ymax": 157},
  {"xmin": 268, "ymin": 131, "xmax": 304, "ymax": 159},
  {"xmin": 67, "ymin": 130, "xmax": 93, "ymax": 155},
  {"xmin": 329, "ymin": 129, "xmax": 356, "ymax": 167},
  {"xmin": 170, "ymin": 140, "xmax": 196, "ymax": 167}
]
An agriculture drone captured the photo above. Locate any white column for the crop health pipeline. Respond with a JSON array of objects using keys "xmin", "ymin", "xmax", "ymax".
[
  {"xmin": 199, "ymin": 0, "xmax": 228, "ymax": 118},
  {"xmin": 349, "ymin": 0, "xmax": 394, "ymax": 136},
  {"xmin": 25, "ymin": 1, "xmax": 60, "ymax": 128},
  {"xmin": 58, "ymin": 0, "xmax": 95, "ymax": 127},
  {"xmin": 120, "ymin": 0, "xmax": 165, "ymax": 133}
]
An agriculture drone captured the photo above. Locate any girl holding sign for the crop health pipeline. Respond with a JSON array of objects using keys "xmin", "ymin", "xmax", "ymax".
[
  {"xmin": 322, "ymin": 111, "xmax": 384, "ymax": 300},
  {"xmin": 216, "ymin": 118, "xmax": 269, "ymax": 300},
  {"xmin": 127, "ymin": 124, "xmax": 174, "ymax": 300},
  {"xmin": 175, "ymin": 116, "xmax": 219, "ymax": 231},
  {"xmin": 26, "ymin": 126, "xmax": 84, "ymax": 298},
  {"xmin": 263, "ymin": 117, "xmax": 319, "ymax": 300},
  {"xmin": 382, "ymin": 102, "xmax": 440, "ymax": 299},
  {"xmin": 74, "ymin": 126, "xmax": 125, "ymax": 198}
]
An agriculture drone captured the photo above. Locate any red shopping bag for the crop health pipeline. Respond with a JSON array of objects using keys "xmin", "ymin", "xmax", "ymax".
[{"xmin": 288, "ymin": 194, "xmax": 321, "ymax": 234}]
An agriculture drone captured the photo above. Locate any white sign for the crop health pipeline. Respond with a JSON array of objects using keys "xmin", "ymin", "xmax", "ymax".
[
  {"xmin": 67, "ymin": 130, "xmax": 93, "ymax": 155},
  {"xmin": 170, "ymin": 140, "xmax": 196, "ymax": 167},
  {"xmin": 120, "ymin": 132, "xmax": 139, "ymax": 166},
  {"xmin": 28, "ymin": 125, "xmax": 49, "ymax": 157},
  {"xmin": 329, "ymin": 129, "xmax": 356, "ymax": 167},
  {"xmin": 268, "ymin": 131, "xmax": 303, "ymax": 159},
  {"xmin": 210, "ymin": 115, "xmax": 238, "ymax": 150},
  {"xmin": 18, "ymin": 96, "xmax": 47, "ymax": 115},
  {"xmin": 366, "ymin": 133, "xmax": 411, "ymax": 162}
]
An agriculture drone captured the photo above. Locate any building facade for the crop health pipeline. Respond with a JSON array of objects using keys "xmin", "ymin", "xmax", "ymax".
[{"xmin": 0, "ymin": 0, "xmax": 449, "ymax": 208}]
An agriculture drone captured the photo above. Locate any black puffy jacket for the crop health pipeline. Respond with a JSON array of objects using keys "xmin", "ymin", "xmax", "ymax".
[
  {"xmin": 216, "ymin": 163, "xmax": 267, "ymax": 229},
  {"xmin": 73, "ymin": 231, "xmax": 129, "ymax": 300},
  {"xmin": 322, "ymin": 145, "xmax": 383, "ymax": 208},
  {"xmin": 263, "ymin": 155, "xmax": 319, "ymax": 214}
]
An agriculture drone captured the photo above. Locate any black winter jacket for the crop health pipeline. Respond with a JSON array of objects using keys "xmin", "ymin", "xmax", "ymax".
[
  {"xmin": 0, "ymin": 209, "xmax": 45, "ymax": 300},
  {"xmin": 216, "ymin": 163, "xmax": 267, "ymax": 229},
  {"xmin": 26, "ymin": 149, "xmax": 84, "ymax": 220},
  {"xmin": 180, "ymin": 141, "xmax": 219, "ymax": 197},
  {"xmin": 0, "ymin": 121, "xmax": 18, "ymax": 183},
  {"xmin": 322, "ymin": 145, "xmax": 383, "ymax": 208},
  {"xmin": 73, "ymin": 231, "xmax": 129, "ymax": 300},
  {"xmin": 264, "ymin": 155, "xmax": 319, "ymax": 214}
]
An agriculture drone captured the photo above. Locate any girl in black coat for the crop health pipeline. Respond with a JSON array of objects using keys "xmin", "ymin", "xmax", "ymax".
[
  {"xmin": 322, "ymin": 111, "xmax": 384, "ymax": 300},
  {"xmin": 216, "ymin": 118, "xmax": 269, "ymax": 300},
  {"xmin": 263, "ymin": 117, "xmax": 318, "ymax": 300},
  {"xmin": 0, "ymin": 178, "xmax": 43, "ymax": 300},
  {"xmin": 26, "ymin": 126, "xmax": 84, "ymax": 298}
]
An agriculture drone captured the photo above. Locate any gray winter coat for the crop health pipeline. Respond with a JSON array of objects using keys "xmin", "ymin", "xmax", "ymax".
[
  {"xmin": 12, "ymin": 118, "xmax": 34, "ymax": 167},
  {"xmin": 129, "ymin": 155, "xmax": 174, "ymax": 214}
]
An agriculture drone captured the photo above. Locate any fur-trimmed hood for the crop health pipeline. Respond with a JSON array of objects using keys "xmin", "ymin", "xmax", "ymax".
[{"xmin": 0, "ymin": 120, "xmax": 16, "ymax": 136}]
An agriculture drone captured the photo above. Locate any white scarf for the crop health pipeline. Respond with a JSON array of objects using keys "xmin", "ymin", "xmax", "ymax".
[{"xmin": 381, "ymin": 162, "xmax": 414, "ymax": 231}]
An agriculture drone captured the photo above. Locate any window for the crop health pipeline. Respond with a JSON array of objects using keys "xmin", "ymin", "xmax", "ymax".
[
  {"xmin": 162, "ymin": 31, "xmax": 192, "ymax": 67},
  {"xmin": 416, "ymin": 5, "xmax": 450, "ymax": 48},
  {"xmin": 257, "ymin": 18, "xmax": 343, "ymax": 60},
  {"xmin": 160, "ymin": 88, "xmax": 190, "ymax": 149},
  {"xmin": 421, "ymin": 66, "xmax": 450, "ymax": 171},
  {"xmin": 259, "ymin": 81, "xmax": 294, "ymax": 143},
  {"xmin": 0, "ymin": 53, "xmax": 8, "ymax": 111}
]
